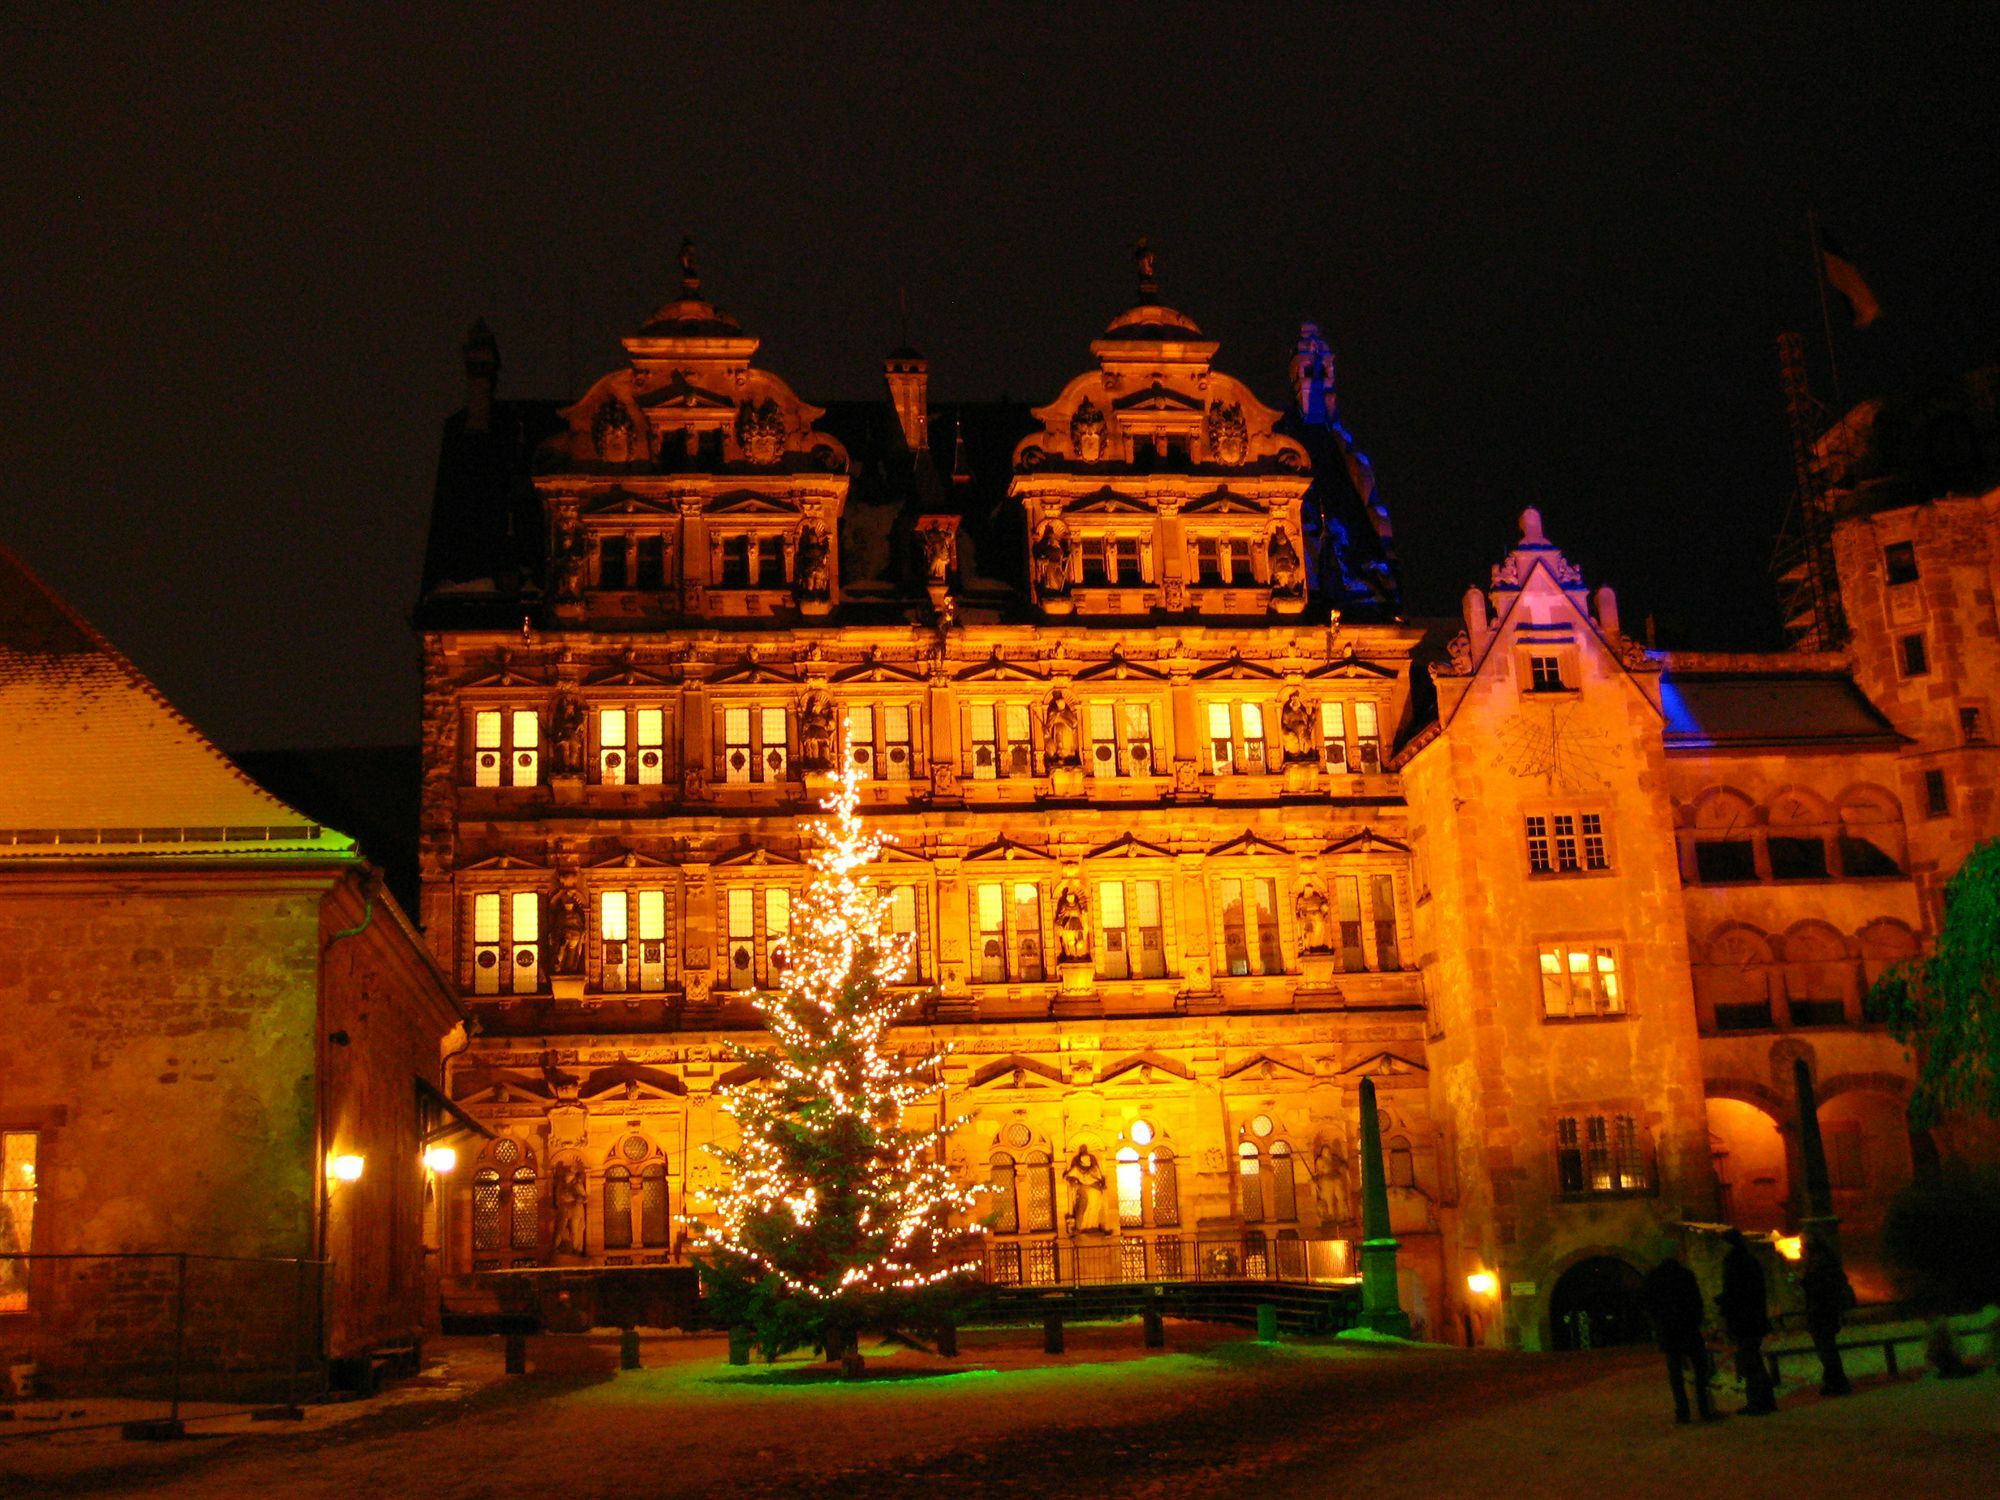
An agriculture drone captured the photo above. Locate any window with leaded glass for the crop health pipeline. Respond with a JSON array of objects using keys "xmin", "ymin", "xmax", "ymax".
[
  {"xmin": 1116, "ymin": 1148, "xmax": 1145, "ymax": 1228},
  {"xmin": 1334, "ymin": 875, "xmax": 1365, "ymax": 972},
  {"xmin": 1270, "ymin": 1141, "xmax": 1297, "ymax": 1220},
  {"xmin": 1555, "ymin": 1112, "xmax": 1649, "ymax": 1195},
  {"xmin": 1147, "ymin": 1148, "xmax": 1180, "ymax": 1228},
  {"xmin": 723, "ymin": 885, "xmax": 791, "ymax": 990},
  {"xmin": 1371, "ymin": 874, "xmax": 1400, "ymax": 971},
  {"xmin": 603, "ymin": 1166, "xmax": 634, "ymax": 1249},
  {"xmin": 1352, "ymin": 701, "xmax": 1381, "ymax": 770},
  {"xmin": 1218, "ymin": 875, "xmax": 1281, "ymax": 977},
  {"xmin": 470, "ymin": 890, "xmax": 541, "ymax": 995},
  {"xmin": 0, "ymin": 1131, "xmax": 38, "ymax": 1312},
  {"xmin": 968, "ymin": 702, "xmax": 1034, "ymax": 780},
  {"xmin": 988, "ymin": 1153, "xmax": 1019, "ymax": 1234},
  {"xmin": 1020, "ymin": 1152, "xmax": 1055, "ymax": 1232},
  {"xmin": 721, "ymin": 706, "xmax": 789, "ymax": 784},
  {"xmin": 598, "ymin": 707, "xmax": 666, "ymax": 785},
  {"xmin": 640, "ymin": 1164, "xmax": 670, "ymax": 1247},
  {"xmin": 1097, "ymin": 879, "xmax": 1166, "ymax": 980},
  {"xmin": 471, "ymin": 708, "xmax": 539, "ymax": 787},
  {"xmin": 971, "ymin": 881, "xmax": 1044, "ymax": 983}
]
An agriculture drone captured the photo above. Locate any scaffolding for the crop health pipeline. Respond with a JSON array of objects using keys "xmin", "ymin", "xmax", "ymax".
[{"xmin": 1772, "ymin": 330, "xmax": 1848, "ymax": 651}]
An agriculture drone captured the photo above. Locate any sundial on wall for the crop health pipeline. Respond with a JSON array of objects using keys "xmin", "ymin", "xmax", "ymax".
[{"xmin": 1498, "ymin": 702, "xmax": 1615, "ymax": 793}]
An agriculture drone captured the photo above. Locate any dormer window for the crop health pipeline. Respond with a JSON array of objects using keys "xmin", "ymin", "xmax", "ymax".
[{"xmin": 1528, "ymin": 654, "xmax": 1567, "ymax": 693}]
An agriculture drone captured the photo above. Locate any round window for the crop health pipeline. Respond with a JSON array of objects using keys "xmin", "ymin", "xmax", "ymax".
[
  {"xmin": 621, "ymin": 1136, "xmax": 650, "ymax": 1162},
  {"xmin": 1003, "ymin": 1122, "xmax": 1032, "ymax": 1148},
  {"xmin": 493, "ymin": 1138, "xmax": 520, "ymax": 1165},
  {"xmin": 1130, "ymin": 1120, "xmax": 1155, "ymax": 1146},
  {"xmin": 1250, "ymin": 1114, "xmax": 1275, "ymax": 1138}
]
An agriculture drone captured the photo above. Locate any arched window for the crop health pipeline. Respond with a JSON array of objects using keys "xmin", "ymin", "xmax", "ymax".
[
  {"xmin": 1697, "ymin": 925, "xmax": 1777, "ymax": 1031},
  {"xmin": 640, "ymin": 1163, "xmax": 670, "ymax": 1247},
  {"xmin": 472, "ymin": 1139, "xmax": 540, "ymax": 1266},
  {"xmin": 1238, "ymin": 1142, "xmax": 1264, "ymax": 1221},
  {"xmin": 1858, "ymin": 920, "xmax": 1920, "ymax": 1022},
  {"xmin": 1837, "ymin": 789, "xmax": 1906, "ymax": 876},
  {"xmin": 1116, "ymin": 1147, "xmax": 1145, "ymax": 1228},
  {"xmin": 1147, "ymin": 1147, "xmax": 1180, "ymax": 1229},
  {"xmin": 1689, "ymin": 789, "xmax": 1759, "ymax": 884},
  {"xmin": 1766, "ymin": 789, "xmax": 1834, "ymax": 881},
  {"xmin": 1270, "ymin": 1141, "xmax": 1298, "ymax": 1221},
  {"xmin": 604, "ymin": 1166, "xmax": 634, "ymax": 1250},
  {"xmin": 1781, "ymin": 924, "xmax": 1855, "ymax": 1027},
  {"xmin": 988, "ymin": 1152, "xmax": 1019, "ymax": 1234},
  {"xmin": 1020, "ymin": 1152, "xmax": 1055, "ymax": 1234}
]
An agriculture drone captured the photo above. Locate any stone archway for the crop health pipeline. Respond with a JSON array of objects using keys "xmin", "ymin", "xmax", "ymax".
[
  {"xmin": 1706, "ymin": 1095, "xmax": 1789, "ymax": 1233},
  {"xmin": 1548, "ymin": 1255, "xmax": 1648, "ymax": 1351}
]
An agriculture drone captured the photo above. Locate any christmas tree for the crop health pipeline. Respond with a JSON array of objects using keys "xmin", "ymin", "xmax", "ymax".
[{"xmin": 696, "ymin": 743, "xmax": 984, "ymax": 1370}]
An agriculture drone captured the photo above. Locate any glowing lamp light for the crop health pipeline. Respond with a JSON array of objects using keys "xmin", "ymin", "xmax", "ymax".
[
  {"xmin": 1466, "ymin": 1270, "xmax": 1499, "ymax": 1298},
  {"xmin": 1773, "ymin": 1234, "xmax": 1804, "ymax": 1262},
  {"xmin": 328, "ymin": 1153, "xmax": 366, "ymax": 1183},
  {"xmin": 424, "ymin": 1146, "xmax": 458, "ymax": 1174}
]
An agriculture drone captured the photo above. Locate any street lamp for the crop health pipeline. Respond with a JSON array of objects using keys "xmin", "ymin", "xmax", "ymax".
[
  {"xmin": 1466, "ymin": 1270, "xmax": 1499, "ymax": 1298},
  {"xmin": 328, "ymin": 1153, "xmax": 365, "ymax": 1183}
]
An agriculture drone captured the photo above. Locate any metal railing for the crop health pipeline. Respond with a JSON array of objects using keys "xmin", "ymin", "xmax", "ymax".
[
  {"xmin": 977, "ymin": 1232, "xmax": 1355, "ymax": 1289},
  {"xmin": 0, "ymin": 1252, "xmax": 327, "ymax": 1440}
]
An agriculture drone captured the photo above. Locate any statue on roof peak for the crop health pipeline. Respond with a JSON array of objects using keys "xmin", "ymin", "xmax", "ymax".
[
  {"xmin": 679, "ymin": 236, "xmax": 700, "ymax": 295},
  {"xmin": 1133, "ymin": 236, "xmax": 1158, "ymax": 300}
]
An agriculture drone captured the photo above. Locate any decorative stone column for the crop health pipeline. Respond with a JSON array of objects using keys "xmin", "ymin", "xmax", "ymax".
[{"xmin": 1357, "ymin": 1076, "xmax": 1412, "ymax": 1336}]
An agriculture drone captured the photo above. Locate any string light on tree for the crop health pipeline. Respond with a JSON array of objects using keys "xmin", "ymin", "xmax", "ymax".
[{"xmin": 695, "ymin": 734, "xmax": 985, "ymax": 1370}]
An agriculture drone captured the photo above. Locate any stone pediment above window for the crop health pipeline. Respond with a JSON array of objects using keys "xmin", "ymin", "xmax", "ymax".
[
  {"xmin": 716, "ymin": 1059, "xmax": 776, "ymax": 1090},
  {"xmin": 704, "ymin": 491, "xmax": 801, "ymax": 517},
  {"xmin": 459, "ymin": 853, "xmax": 550, "ymax": 873},
  {"xmin": 636, "ymin": 373, "xmax": 736, "ymax": 412},
  {"xmin": 1074, "ymin": 652, "xmax": 1167, "ymax": 683},
  {"xmin": 583, "ymin": 661, "xmax": 678, "ymax": 688},
  {"xmin": 1181, "ymin": 488, "xmax": 1266, "ymax": 516},
  {"xmin": 711, "ymin": 842, "xmax": 804, "ymax": 869},
  {"xmin": 460, "ymin": 659, "xmax": 551, "ymax": 690},
  {"xmin": 1064, "ymin": 488, "xmax": 1154, "ymax": 516},
  {"xmin": 1112, "ymin": 381, "xmax": 1206, "ymax": 414},
  {"xmin": 1192, "ymin": 652, "xmax": 1282, "ymax": 682},
  {"xmin": 1308, "ymin": 655, "xmax": 1399, "ymax": 681},
  {"xmin": 1337, "ymin": 1050, "xmax": 1428, "ymax": 1080},
  {"xmin": 706, "ymin": 657, "xmax": 800, "ymax": 686},
  {"xmin": 585, "ymin": 848, "xmax": 680, "ymax": 871},
  {"xmin": 967, "ymin": 1055, "xmax": 1064, "ymax": 1091},
  {"xmin": 577, "ymin": 488, "xmax": 678, "ymax": 518},
  {"xmin": 831, "ymin": 654, "xmax": 927, "ymax": 685},
  {"xmin": 964, "ymin": 834, "xmax": 1053, "ymax": 863},
  {"xmin": 1223, "ymin": 1050, "xmax": 1313, "ymax": 1081},
  {"xmin": 580, "ymin": 1062, "xmax": 687, "ymax": 1103},
  {"xmin": 451, "ymin": 1068, "xmax": 553, "ymax": 1104},
  {"xmin": 1208, "ymin": 829, "xmax": 1292, "ymax": 860},
  {"xmin": 1087, "ymin": 832, "xmax": 1174, "ymax": 861},
  {"xmin": 1322, "ymin": 827, "xmax": 1411, "ymax": 857},
  {"xmin": 865, "ymin": 843, "xmax": 932, "ymax": 868},
  {"xmin": 1100, "ymin": 1050, "xmax": 1192, "ymax": 1085},
  {"xmin": 956, "ymin": 653, "xmax": 1048, "ymax": 684}
]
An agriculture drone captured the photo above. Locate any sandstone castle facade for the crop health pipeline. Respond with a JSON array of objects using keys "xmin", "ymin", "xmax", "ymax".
[{"xmin": 415, "ymin": 253, "xmax": 1999, "ymax": 1349}]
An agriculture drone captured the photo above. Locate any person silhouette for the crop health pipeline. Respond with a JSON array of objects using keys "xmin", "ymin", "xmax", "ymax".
[{"xmin": 1642, "ymin": 1254, "xmax": 1715, "ymax": 1422}]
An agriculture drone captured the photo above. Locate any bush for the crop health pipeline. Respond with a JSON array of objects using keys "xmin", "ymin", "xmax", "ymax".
[{"xmin": 1882, "ymin": 1160, "xmax": 2000, "ymax": 1312}]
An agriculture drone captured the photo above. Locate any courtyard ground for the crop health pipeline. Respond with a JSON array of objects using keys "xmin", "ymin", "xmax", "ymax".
[{"xmin": 2, "ymin": 1320, "xmax": 1995, "ymax": 1499}]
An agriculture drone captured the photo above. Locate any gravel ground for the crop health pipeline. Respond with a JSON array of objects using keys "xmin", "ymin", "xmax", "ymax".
[{"xmin": 2, "ymin": 1323, "xmax": 1993, "ymax": 1500}]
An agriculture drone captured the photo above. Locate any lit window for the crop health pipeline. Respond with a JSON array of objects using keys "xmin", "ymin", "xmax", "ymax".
[
  {"xmin": 1218, "ymin": 876, "xmax": 1281, "ymax": 977},
  {"xmin": 1538, "ymin": 943, "xmax": 1624, "ymax": 1019},
  {"xmin": 599, "ymin": 707, "xmax": 666, "ymax": 785},
  {"xmin": 968, "ymin": 703, "xmax": 1033, "ymax": 780},
  {"xmin": 470, "ymin": 891, "xmax": 541, "ymax": 995},
  {"xmin": 0, "ymin": 1132, "xmax": 37, "ymax": 1311},
  {"xmin": 603, "ymin": 1166, "xmax": 633, "ymax": 1250},
  {"xmin": 971, "ymin": 881, "xmax": 1044, "ymax": 982},
  {"xmin": 721, "ymin": 706, "xmax": 789, "ymax": 784},
  {"xmin": 1097, "ymin": 879, "xmax": 1166, "ymax": 980},
  {"xmin": 1556, "ymin": 1113, "xmax": 1648, "ymax": 1195},
  {"xmin": 881, "ymin": 885, "xmax": 922, "ymax": 980},
  {"xmin": 471, "ymin": 1140, "xmax": 540, "ymax": 1268},
  {"xmin": 722, "ymin": 885, "xmax": 793, "ymax": 990},
  {"xmin": 1206, "ymin": 702, "xmax": 1269, "ymax": 775},
  {"xmin": 599, "ymin": 888, "xmax": 669, "ymax": 992},
  {"xmin": 472, "ymin": 708, "xmax": 539, "ymax": 787},
  {"xmin": 1320, "ymin": 701, "xmax": 1348, "ymax": 770},
  {"xmin": 1116, "ymin": 1147, "xmax": 1144, "ymax": 1228},
  {"xmin": 1353, "ymin": 701, "xmax": 1381, "ymax": 770},
  {"xmin": 1371, "ymin": 873, "xmax": 1400, "ymax": 972},
  {"xmin": 1086, "ymin": 702, "xmax": 1157, "ymax": 778},
  {"xmin": 1334, "ymin": 875, "xmax": 1365, "ymax": 972},
  {"xmin": 883, "ymin": 705, "xmax": 913, "ymax": 780}
]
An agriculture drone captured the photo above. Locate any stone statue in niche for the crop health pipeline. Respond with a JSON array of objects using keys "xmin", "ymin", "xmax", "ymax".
[
  {"xmin": 1442, "ymin": 630, "xmax": 1475, "ymax": 676},
  {"xmin": 797, "ymin": 689, "xmax": 838, "ymax": 773},
  {"xmin": 592, "ymin": 398, "xmax": 640, "ymax": 464},
  {"xmin": 1268, "ymin": 527, "xmax": 1305, "ymax": 598},
  {"xmin": 550, "ymin": 687, "xmax": 586, "ymax": 775},
  {"xmin": 548, "ymin": 874, "xmax": 587, "ymax": 976},
  {"xmin": 1043, "ymin": 689, "xmax": 1081, "ymax": 767},
  {"xmin": 735, "ymin": 397, "xmax": 786, "ymax": 465},
  {"xmin": 1294, "ymin": 882, "xmax": 1332, "ymax": 953},
  {"xmin": 1054, "ymin": 884, "xmax": 1089, "ymax": 961},
  {"xmin": 1205, "ymin": 401, "xmax": 1249, "ymax": 465},
  {"xmin": 1070, "ymin": 399, "xmax": 1108, "ymax": 464},
  {"xmin": 552, "ymin": 1156, "xmax": 589, "ymax": 1256},
  {"xmin": 552, "ymin": 517, "xmax": 587, "ymax": 602},
  {"xmin": 1032, "ymin": 520, "xmax": 1073, "ymax": 597},
  {"xmin": 1280, "ymin": 688, "xmax": 1316, "ymax": 764},
  {"xmin": 920, "ymin": 525, "xmax": 955, "ymax": 584},
  {"xmin": 1064, "ymin": 1146, "xmax": 1110, "ymax": 1234},
  {"xmin": 794, "ymin": 522, "xmax": 831, "ymax": 600},
  {"xmin": 1310, "ymin": 1139, "xmax": 1351, "ymax": 1226}
]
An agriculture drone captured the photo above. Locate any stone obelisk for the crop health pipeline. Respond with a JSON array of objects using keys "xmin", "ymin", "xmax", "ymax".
[{"xmin": 1357, "ymin": 1077, "xmax": 1412, "ymax": 1336}]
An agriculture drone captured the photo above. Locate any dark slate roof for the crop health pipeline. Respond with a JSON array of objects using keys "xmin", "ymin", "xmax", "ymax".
[
  {"xmin": 1659, "ymin": 672, "xmax": 1904, "ymax": 750},
  {"xmin": 417, "ymin": 398, "xmax": 566, "ymax": 625}
]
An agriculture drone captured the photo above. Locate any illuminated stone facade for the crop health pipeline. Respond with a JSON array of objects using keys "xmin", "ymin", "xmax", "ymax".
[{"xmin": 417, "ymin": 265, "xmax": 1996, "ymax": 1349}]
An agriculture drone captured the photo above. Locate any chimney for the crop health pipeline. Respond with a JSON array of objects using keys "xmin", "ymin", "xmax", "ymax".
[
  {"xmin": 884, "ymin": 347, "xmax": 929, "ymax": 454},
  {"xmin": 463, "ymin": 320, "xmax": 500, "ymax": 434}
]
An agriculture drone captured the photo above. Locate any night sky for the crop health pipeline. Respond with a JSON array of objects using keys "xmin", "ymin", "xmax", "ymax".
[{"xmin": 3, "ymin": 4, "xmax": 1995, "ymax": 750}]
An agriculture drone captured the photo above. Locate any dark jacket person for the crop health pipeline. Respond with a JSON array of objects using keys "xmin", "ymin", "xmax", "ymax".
[
  {"xmin": 1642, "ymin": 1256, "xmax": 1713, "ymax": 1422},
  {"xmin": 1718, "ymin": 1231, "xmax": 1778, "ymax": 1414}
]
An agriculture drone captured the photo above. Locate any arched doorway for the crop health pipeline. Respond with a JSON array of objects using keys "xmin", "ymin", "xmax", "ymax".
[
  {"xmin": 1706, "ymin": 1097, "xmax": 1788, "ymax": 1232},
  {"xmin": 1549, "ymin": 1256, "xmax": 1647, "ymax": 1350}
]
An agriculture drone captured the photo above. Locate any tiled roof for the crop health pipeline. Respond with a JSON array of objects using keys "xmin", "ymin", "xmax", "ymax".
[
  {"xmin": 1659, "ymin": 670, "xmax": 1904, "ymax": 750},
  {"xmin": 0, "ymin": 544, "xmax": 356, "ymax": 860}
]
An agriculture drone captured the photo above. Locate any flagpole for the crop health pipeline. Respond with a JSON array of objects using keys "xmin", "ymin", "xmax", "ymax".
[{"xmin": 1807, "ymin": 205, "xmax": 1844, "ymax": 408}]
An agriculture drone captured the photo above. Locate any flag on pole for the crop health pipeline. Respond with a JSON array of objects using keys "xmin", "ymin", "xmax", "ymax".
[{"xmin": 1819, "ymin": 232, "xmax": 1881, "ymax": 328}]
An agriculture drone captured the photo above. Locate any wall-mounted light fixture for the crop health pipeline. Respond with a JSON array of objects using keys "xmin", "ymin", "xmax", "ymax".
[
  {"xmin": 328, "ymin": 1153, "xmax": 366, "ymax": 1183},
  {"xmin": 424, "ymin": 1146, "xmax": 458, "ymax": 1174},
  {"xmin": 1465, "ymin": 1270, "xmax": 1499, "ymax": 1299}
]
